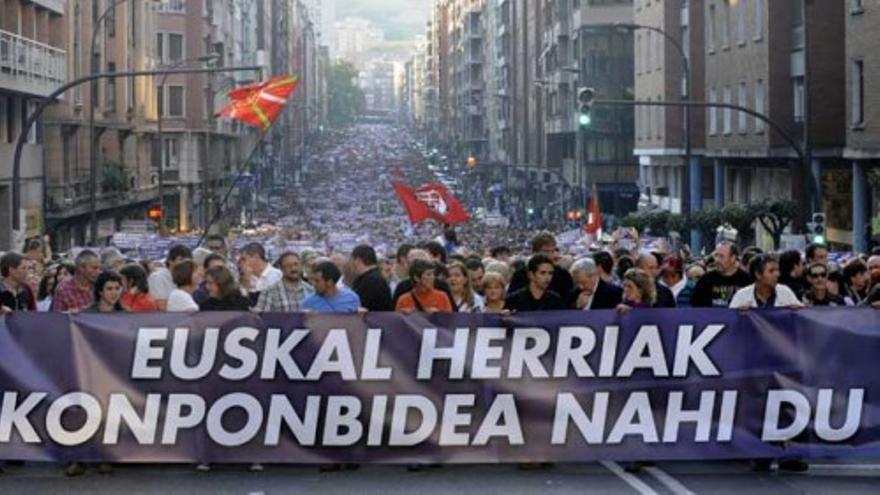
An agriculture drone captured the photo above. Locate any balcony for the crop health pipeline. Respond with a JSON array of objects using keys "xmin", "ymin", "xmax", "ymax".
[
  {"xmin": 30, "ymin": 0, "xmax": 63, "ymax": 14},
  {"xmin": 47, "ymin": 182, "xmax": 159, "ymax": 220},
  {"xmin": 0, "ymin": 29, "xmax": 66, "ymax": 98}
]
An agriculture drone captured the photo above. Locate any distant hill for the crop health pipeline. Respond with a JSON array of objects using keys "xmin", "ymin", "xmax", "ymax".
[{"xmin": 336, "ymin": 0, "xmax": 431, "ymax": 41}]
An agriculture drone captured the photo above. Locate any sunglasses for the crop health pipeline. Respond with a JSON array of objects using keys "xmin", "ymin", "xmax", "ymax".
[{"xmin": 808, "ymin": 271, "xmax": 828, "ymax": 278}]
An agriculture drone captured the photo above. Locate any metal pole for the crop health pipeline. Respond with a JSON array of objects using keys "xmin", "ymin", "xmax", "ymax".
[{"xmin": 11, "ymin": 66, "xmax": 262, "ymax": 236}]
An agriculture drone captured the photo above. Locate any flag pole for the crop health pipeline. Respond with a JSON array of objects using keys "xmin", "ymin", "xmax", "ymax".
[{"xmin": 197, "ymin": 127, "xmax": 271, "ymax": 248}]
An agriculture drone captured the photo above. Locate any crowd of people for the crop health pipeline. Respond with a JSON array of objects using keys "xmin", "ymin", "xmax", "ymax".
[{"xmin": 1, "ymin": 124, "xmax": 880, "ymax": 476}]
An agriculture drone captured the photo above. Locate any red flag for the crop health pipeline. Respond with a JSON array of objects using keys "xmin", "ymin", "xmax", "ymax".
[
  {"xmin": 219, "ymin": 75, "xmax": 299, "ymax": 129},
  {"xmin": 393, "ymin": 182, "xmax": 470, "ymax": 225},
  {"xmin": 585, "ymin": 184, "xmax": 602, "ymax": 235}
]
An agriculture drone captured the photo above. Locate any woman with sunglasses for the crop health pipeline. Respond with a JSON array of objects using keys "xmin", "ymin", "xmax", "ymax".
[{"xmin": 802, "ymin": 263, "xmax": 848, "ymax": 307}]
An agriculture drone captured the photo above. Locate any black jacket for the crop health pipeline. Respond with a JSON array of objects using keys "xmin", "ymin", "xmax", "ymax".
[
  {"xmin": 505, "ymin": 287, "xmax": 565, "ymax": 312},
  {"xmin": 509, "ymin": 264, "xmax": 574, "ymax": 299},
  {"xmin": 200, "ymin": 294, "xmax": 252, "ymax": 311},
  {"xmin": 654, "ymin": 282, "xmax": 677, "ymax": 308},
  {"xmin": 567, "ymin": 279, "xmax": 623, "ymax": 310},
  {"xmin": 352, "ymin": 267, "xmax": 393, "ymax": 312}
]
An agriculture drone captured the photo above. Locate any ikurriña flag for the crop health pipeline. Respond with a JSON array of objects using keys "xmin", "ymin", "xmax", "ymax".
[
  {"xmin": 219, "ymin": 75, "xmax": 299, "ymax": 130},
  {"xmin": 393, "ymin": 182, "xmax": 470, "ymax": 225}
]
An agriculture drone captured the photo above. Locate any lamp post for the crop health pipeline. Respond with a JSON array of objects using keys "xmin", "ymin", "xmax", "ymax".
[{"xmin": 156, "ymin": 54, "xmax": 219, "ymax": 235}]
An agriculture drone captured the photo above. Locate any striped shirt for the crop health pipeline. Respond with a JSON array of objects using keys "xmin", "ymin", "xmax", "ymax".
[{"xmin": 254, "ymin": 279, "xmax": 314, "ymax": 313}]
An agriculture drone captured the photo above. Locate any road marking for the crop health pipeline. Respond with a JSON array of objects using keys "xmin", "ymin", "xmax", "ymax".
[
  {"xmin": 645, "ymin": 466, "xmax": 696, "ymax": 495},
  {"xmin": 599, "ymin": 461, "xmax": 659, "ymax": 495},
  {"xmin": 810, "ymin": 464, "xmax": 880, "ymax": 470}
]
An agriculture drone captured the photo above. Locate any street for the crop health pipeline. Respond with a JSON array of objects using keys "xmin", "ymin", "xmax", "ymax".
[{"xmin": 3, "ymin": 461, "xmax": 880, "ymax": 494}]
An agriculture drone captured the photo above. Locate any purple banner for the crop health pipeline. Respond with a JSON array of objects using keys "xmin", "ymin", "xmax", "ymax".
[{"xmin": 0, "ymin": 308, "xmax": 878, "ymax": 463}]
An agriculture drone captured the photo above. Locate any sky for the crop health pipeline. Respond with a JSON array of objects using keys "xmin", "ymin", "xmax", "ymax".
[{"xmin": 335, "ymin": 0, "xmax": 431, "ymax": 41}]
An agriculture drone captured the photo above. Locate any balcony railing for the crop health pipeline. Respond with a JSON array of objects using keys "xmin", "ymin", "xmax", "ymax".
[{"xmin": 0, "ymin": 29, "xmax": 66, "ymax": 97}]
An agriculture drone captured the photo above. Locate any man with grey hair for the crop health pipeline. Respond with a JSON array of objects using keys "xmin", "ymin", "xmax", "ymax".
[{"xmin": 567, "ymin": 257, "xmax": 622, "ymax": 310}]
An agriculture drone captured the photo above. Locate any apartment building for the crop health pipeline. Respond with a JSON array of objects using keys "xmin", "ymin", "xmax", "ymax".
[{"xmin": 0, "ymin": 0, "xmax": 66, "ymax": 249}]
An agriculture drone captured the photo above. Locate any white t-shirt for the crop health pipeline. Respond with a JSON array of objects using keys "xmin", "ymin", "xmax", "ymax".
[
  {"xmin": 149, "ymin": 268, "xmax": 176, "ymax": 302},
  {"xmin": 166, "ymin": 288, "xmax": 199, "ymax": 312},
  {"xmin": 254, "ymin": 264, "xmax": 283, "ymax": 293},
  {"xmin": 729, "ymin": 284, "xmax": 803, "ymax": 309}
]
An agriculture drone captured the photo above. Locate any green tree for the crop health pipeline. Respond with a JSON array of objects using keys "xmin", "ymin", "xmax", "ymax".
[
  {"xmin": 101, "ymin": 160, "xmax": 131, "ymax": 196},
  {"xmin": 756, "ymin": 199, "xmax": 799, "ymax": 250},
  {"xmin": 721, "ymin": 203, "xmax": 761, "ymax": 246},
  {"xmin": 327, "ymin": 61, "xmax": 366, "ymax": 128},
  {"xmin": 692, "ymin": 208, "xmax": 724, "ymax": 251}
]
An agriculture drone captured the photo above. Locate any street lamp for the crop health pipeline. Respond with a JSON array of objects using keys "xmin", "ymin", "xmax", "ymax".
[
  {"xmin": 156, "ymin": 54, "xmax": 220, "ymax": 235},
  {"xmin": 600, "ymin": 22, "xmax": 696, "ymax": 246},
  {"xmin": 87, "ymin": 0, "xmax": 162, "ymax": 245}
]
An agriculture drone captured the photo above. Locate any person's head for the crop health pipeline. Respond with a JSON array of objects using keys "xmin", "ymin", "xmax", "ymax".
[
  {"xmin": 277, "ymin": 252, "xmax": 303, "ymax": 283},
  {"xmin": 490, "ymin": 246, "xmax": 512, "ymax": 263},
  {"xmin": 203, "ymin": 253, "xmax": 226, "ymax": 271},
  {"xmin": 713, "ymin": 241, "xmax": 740, "ymax": 275},
  {"xmin": 240, "ymin": 242, "xmax": 269, "ymax": 274},
  {"xmin": 827, "ymin": 267, "xmax": 844, "ymax": 296},
  {"xmin": 636, "ymin": 253, "xmax": 660, "ymax": 280},
  {"xmin": 616, "ymin": 255, "xmax": 635, "ymax": 281},
  {"xmin": 464, "ymin": 258, "xmax": 484, "ymax": 293},
  {"xmin": 171, "ymin": 259, "xmax": 201, "ymax": 289},
  {"xmin": 205, "ymin": 234, "xmax": 229, "ymax": 257},
  {"xmin": 310, "ymin": 261, "xmax": 342, "ymax": 296},
  {"xmin": 0, "ymin": 252, "xmax": 28, "ymax": 286},
  {"xmin": 741, "ymin": 246, "xmax": 763, "ymax": 272},
  {"xmin": 24, "ymin": 238, "xmax": 44, "ymax": 263},
  {"xmin": 867, "ymin": 255, "xmax": 880, "ymax": 286},
  {"xmin": 422, "ymin": 241, "xmax": 447, "ymax": 264},
  {"xmin": 527, "ymin": 253, "xmax": 555, "ymax": 292},
  {"xmin": 93, "ymin": 271, "xmax": 123, "ymax": 309},
  {"xmin": 623, "ymin": 268, "xmax": 656, "ymax": 306},
  {"xmin": 806, "ymin": 243, "xmax": 829, "ymax": 266},
  {"xmin": 749, "ymin": 254, "xmax": 780, "ymax": 289},
  {"xmin": 351, "ymin": 244, "xmax": 378, "ymax": 274},
  {"xmin": 531, "ymin": 232, "xmax": 558, "ymax": 262},
  {"xmin": 205, "ymin": 265, "xmax": 239, "ymax": 300},
  {"xmin": 38, "ymin": 264, "xmax": 67, "ymax": 300},
  {"xmin": 395, "ymin": 243, "xmax": 415, "ymax": 278},
  {"xmin": 481, "ymin": 272, "xmax": 506, "ymax": 303},
  {"xmin": 805, "ymin": 262, "xmax": 829, "ymax": 293},
  {"xmin": 570, "ymin": 258, "xmax": 599, "ymax": 296},
  {"xmin": 660, "ymin": 255, "xmax": 684, "ymax": 286},
  {"xmin": 75, "ymin": 250, "xmax": 102, "ymax": 284},
  {"xmin": 484, "ymin": 260, "xmax": 510, "ymax": 284},
  {"xmin": 119, "ymin": 263, "xmax": 149, "ymax": 295},
  {"xmin": 379, "ymin": 256, "xmax": 395, "ymax": 282},
  {"xmin": 166, "ymin": 244, "xmax": 193, "ymax": 268},
  {"xmin": 843, "ymin": 258, "xmax": 870, "ymax": 291},
  {"xmin": 408, "ymin": 259, "xmax": 436, "ymax": 290},
  {"xmin": 593, "ymin": 251, "xmax": 614, "ymax": 278},
  {"xmin": 447, "ymin": 261, "xmax": 474, "ymax": 303},
  {"xmin": 685, "ymin": 264, "xmax": 706, "ymax": 283},
  {"xmin": 778, "ymin": 250, "xmax": 804, "ymax": 279}
]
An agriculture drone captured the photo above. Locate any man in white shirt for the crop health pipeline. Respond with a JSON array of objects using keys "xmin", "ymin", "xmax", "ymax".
[
  {"xmin": 148, "ymin": 244, "xmax": 192, "ymax": 311},
  {"xmin": 730, "ymin": 254, "xmax": 803, "ymax": 309},
  {"xmin": 240, "ymin": 242, "xmax": 282, "ymax": 297}
]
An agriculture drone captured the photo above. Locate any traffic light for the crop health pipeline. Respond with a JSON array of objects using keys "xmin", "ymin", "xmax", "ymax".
[
  {"xmin": 810, "ymin": 212, "xmax": 826, "ymax": 244},
  {"xmin": 147, "ymin": 205, "xmax": 163, "ymax": 221},
  {"xmin": 577, "ymin": 87, "xmax": 595, "ymax": 130}
]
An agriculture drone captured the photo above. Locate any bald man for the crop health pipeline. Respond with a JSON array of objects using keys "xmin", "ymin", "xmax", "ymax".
[{"xmin": 636, "ymin": 253, "xmax": 677, "ymax": 308}]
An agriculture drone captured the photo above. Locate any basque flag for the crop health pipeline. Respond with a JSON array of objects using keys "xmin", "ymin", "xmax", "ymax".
[
  {"xmin": 219, "ymin": 75, "xmax": 299, "ymax": 130},
  {"xmin": 393, "ymin": 182, "xmax": 470, "ymax": 225}
]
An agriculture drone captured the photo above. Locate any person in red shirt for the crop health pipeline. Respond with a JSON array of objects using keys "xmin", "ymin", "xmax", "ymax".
[
  {"xmin": 52, "ymin": 250, "xmax": 101, "ymax": 312},
  {"xmin": 396, "ymin": 259, "xmax": 453, "ymax": 314},
  {"xmin": 119, "ymin": 264, "xmax": 159, "ymax": 313}
]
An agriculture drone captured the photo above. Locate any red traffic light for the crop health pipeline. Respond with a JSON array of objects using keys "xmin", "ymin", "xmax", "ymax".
[{"xmin": 148, "ymin": 206, "xmax": 163, "ymax": 221}]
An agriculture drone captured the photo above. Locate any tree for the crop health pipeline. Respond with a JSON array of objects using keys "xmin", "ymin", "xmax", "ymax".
[
  {"xmin": 756, "ymin": 199, "xmax": 799, "ymax": 250},
  {"xmin": 721, "ymin": 203, "xmax": 761, "ymax": 247},
  {"xmin": 101, "ymin": 160, "xmax": 131, "ymax": 196},
  {"xmin": 691, "ymin": 208, "xmax": 723, "ymax": 251},
  {"xmin": 326, "ymin": 61, "xmax": 366, "ymax": 128}
]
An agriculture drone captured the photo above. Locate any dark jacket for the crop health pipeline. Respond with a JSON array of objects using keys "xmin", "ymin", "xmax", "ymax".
[
  {"xmin": 0, "ymin": 282, "xmax": 36, "ymax": 312},
  {"xmin": 200, "ymin": 294, "xmax": 252, "ymax": 311},
  {"xmin": 654, "ymin": 282, "xmax": 677, "ymax": 308},
  {"xmin": 509, "ymin": 264, "xmax": 574, "ymax": 299},
  {"xmin": 352, "ymin": 267, "xmax": 393, "ymax": 312},
  {"xmin": 566, "ymin": 279, "xmax": 623, "ymax": 310},
  {"xmin": 505, "ymin": 287, "xmax": 565, "ymax": 312}
]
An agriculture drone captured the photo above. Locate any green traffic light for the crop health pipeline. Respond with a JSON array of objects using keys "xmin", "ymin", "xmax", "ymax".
[{"xmin": 578, "ymin": 113, "xmax": 592, "ymax": 126}]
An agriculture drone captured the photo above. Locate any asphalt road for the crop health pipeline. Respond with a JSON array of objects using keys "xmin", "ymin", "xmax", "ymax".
[{"xmin": 2, "ymin": 460, "xmax": 880, "ymax": 494}]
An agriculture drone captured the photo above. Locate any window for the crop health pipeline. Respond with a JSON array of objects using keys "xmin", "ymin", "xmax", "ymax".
[
  {"xmin": 737, "ymin": 0, "xmax": 747, "ymax": 45},
  {"xmin": 754, "ymin": 0, "xmax": 764, "ymax": 40},
  {"xmin": 156, "ymin": 33, "xmax": 164, "ymax": 63},
  {"xmin": 755, "ymin": 79, "xmax": 765, "ymax": 132},
  {"xmin": 158, "ymin": 0, "xmax": 186, "ymax": 13},
  {"xmin": 655, "ymin": 31, "xmax": 662, "ymax": 70},
  {"xmin": 793, "ymin": 76, "xmax": 805, "ymax": 123},
  {"xmin": 852, "ymin": 59, "xmax": 865, "ymax": 126},
  {"xmin": 646, "ymin": 98, "xmax": 653, "ymax": 138},
  {"xmin": 851, "ymin": 0, "xmax": 864, "ymax": 13},
  {"xmin": 168, "ymin": 86, "xmax": 184, "ymax": 117},
  {"xmin": 163, "ymin": 138, "xmax": 180, "ymax": 170},
  {"xmin": 723, "ymin": 85, "xmax": 732, "ymax": 134},
  {"xmin": 708, "ymin": 4, "xmax": 716, "ymax": 52},
  {"xmin": 168, "ymin": 34, "xmax": 184, "ymax": 63},
  {"xmin": 106, "ymin": 4, "xmax": 116, "ymax": 37},
  {"xmin": 656, "ymin": 94, "xmax": 663, "ymax": 138},
  {"xmin": 721, "ymin": 1, "xmax": 730, "ymax": 48},
  {"xmin": 738, "ymin": 82, "xmax": 748, "ymax": 133},
  {"xmin": 106, "ymin": 62, "xmax": 116, "ymax": 112},
  {"xmin": 709, "ymin": 87, "xmax": 718, "ymax": 135}
]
